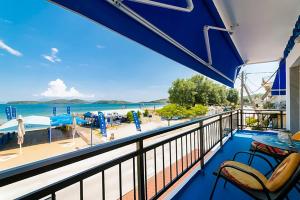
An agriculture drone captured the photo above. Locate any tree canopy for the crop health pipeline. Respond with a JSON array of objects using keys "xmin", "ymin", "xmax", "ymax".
[
  {"xmin": 226, "ymin": 89, "xmax": 239, "ymax": 105},
  {"xmin": 168, "ymin": 75, "xmax": 239, "ymax": 107},
  {"xmin": 156, "ymin": 103, "xmax": 209, "ymax": 126}
]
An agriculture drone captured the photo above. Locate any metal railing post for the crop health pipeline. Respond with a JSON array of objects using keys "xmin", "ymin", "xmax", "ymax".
[
  {"xmin": 199, "ymin": 122, "xmax": 204, "ymax": 171},
  {"xmin": 136, "ymin": 140, "xmax": 145, "ymax": 200},
  {"xmin": 219, "ymin": 115, "xmax": 223, "ymax": 147},
  {"xmin": 230, "ymin": 112, "xmax": 233, "ymax": 139},
  {"xmin": 240, "ymin": 109, "xmax": 243, "ymax": 130},
  {"xmin": 280, "ymin": 111, "xmax": 283, "ymax": 129},
  {"xmin": 237, "ymin": 110, "xmax": 239, "ymax": 130}
]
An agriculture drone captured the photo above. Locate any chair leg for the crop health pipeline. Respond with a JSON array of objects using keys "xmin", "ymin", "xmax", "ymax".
[{"xmin": 210, "ymin": 174, "xmax": 221, "ymax": 200}]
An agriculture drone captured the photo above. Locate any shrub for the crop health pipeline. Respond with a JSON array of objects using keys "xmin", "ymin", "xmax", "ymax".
[
  {"xmin": 190, "ymin": 104, "xmax": 208, "ymax": 117},
  {"xmin": 137, "ymin": 111, "xmax": 142, "ymax": 119},
  {"xmin": 126, "ymin": 111, "xmax": 134, "ymax": 122},
  {"xmin": 127, "ymin": 111, "xmax": 141, "ymax": 123},
  {"xmin": 245, "ymin": 117, "xmax": 258, "ymax": 126},
  {"xmin": 143, "ymin": 109, "xmax": 149, "ymax": 117}
]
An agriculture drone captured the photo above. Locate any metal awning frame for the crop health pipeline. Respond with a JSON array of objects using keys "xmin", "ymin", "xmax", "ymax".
[
  {"xmin": 124, "ymin": 0, "xmax": 194, "ymax": 12},
  {"xmin": 107, "ymin": 0, "xmax": 235, "ymax": 83}
]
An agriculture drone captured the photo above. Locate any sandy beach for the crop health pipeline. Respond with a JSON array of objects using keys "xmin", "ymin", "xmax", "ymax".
[{"xmin": 0, "ymin": 112, "xmax": 186, "ymax": 171}]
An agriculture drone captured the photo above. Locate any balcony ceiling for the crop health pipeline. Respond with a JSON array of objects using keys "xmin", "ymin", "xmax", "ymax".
[{"xmin": 214, "ymin": 0, "xmax": 300, "ymax": 64}]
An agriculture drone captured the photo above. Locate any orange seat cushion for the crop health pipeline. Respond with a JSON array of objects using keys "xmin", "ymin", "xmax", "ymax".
[
  {"xmin": 251, "ymin": 141, "xmax": 289, "ymax": 156},
  {"xmin": 266, "ymin": 153, "xmax": 300, "ymax": 192},
  {"xmin": 221, "ymin": 161, "xmax": 268, "ymax": 190},
  {"xmin": 292, "ymin": 131, "xmax": 300, "ymax": 141}
]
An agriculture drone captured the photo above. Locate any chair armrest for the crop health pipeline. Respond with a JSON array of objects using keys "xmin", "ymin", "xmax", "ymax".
[{"xmin": 232, "ymin": 151, "xmax": 275, "ymax": 172}]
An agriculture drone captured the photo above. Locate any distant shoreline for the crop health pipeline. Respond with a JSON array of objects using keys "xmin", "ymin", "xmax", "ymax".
[
  {"xmin": 0, "ymin": 102, "xmax": 165, "ymax": 125},
  {"xmin": 6, "ymin": 98, "xmax": 168, "ymax": 105}
]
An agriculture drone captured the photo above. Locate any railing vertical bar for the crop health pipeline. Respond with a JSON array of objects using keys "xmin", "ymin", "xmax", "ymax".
[
  {"xmin": 133, "ymin": 157, "xmax": 136, "ymax": 200},
  {"xmin": 175, "ymin": 139, "xmax": 178, "ymax": 177},
  {"xmin": 162, "ymin": 144, "xmax": 166, "ymax": 188},
  {"xmin": 154, "ymin": 148, "xmax": 157, "ymax": 195},
  {"xmin": 80, "ymin": 180, "xmax": 83, "ymax": 200},
  {"xmin": 136, "ymin": 140, "xmax": 145, "ymax": 200},
  {"xmin": 230, "ymin": 112, "xmax": 233, "ymax": 139},
  {"xmin": 186, "ymin": 135, "xmax": 188, "ymax": 167},
  {"xmin": 119, "ymin": 163, "xmax": 122, "ymax": 200},
  {"xmin": 200, "ymin": 122, "xmax": 204, "ymax": 170},
  {"xmin": 102, "ymin": 171, "xmax": 105, "ymax": 200},
  {"xmin": 237, "ymin": 110, "xmax": 239, "ymax": 130},
  {"xmin": 193, "ymin": 131, "xmax": 197, "ymax": 162},
  {"xmin": 181, "ymin": 137, "xmax": 183, "ymax": 173},
  {"xmin": 51, "ymin": 193, "xmax": 56, "ymax": 200},
  {"xmin": 169, "ymin": 142, "xmax": 172, "ymax": 181},
  {"xmin": 189, "ymin": 133, "xmax": 192, "ymax": 165},
  {"xmin": 219, "ymin": 115, "xmax": 223, "ymax": 147},
  {"xmin": 144, "ymin": 152, "xmax": 148, "ymax": 200},
  {"xmin": 280, "ymin": 110, "xmax": 283, "ymax": 129},
  {"xmin": 240, "ymin": 109, "xmax": 243, "ymax": 130},
  {"xmin": 197, "ymin": 129, "xmax": 200, "ymax": 160}
]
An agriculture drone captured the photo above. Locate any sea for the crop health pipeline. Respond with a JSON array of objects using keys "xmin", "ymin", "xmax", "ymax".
[{"xmin": 0, "ymin": 103, "xmax": 164, "ymax": 125}]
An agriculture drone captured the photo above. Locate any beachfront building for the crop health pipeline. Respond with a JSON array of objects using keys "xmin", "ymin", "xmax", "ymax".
[{"xmin": 0, "ymin": 1, "xmax": 300, "ymax": 200}]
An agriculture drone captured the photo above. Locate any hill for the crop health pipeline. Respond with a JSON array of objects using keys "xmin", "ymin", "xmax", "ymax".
[
  {"xmin": 92, "ymin": 100, "xmax": 132, "ymax": 104},
  {"xmin": 7, "ymin": 99, "xmax": 89, "ymax": 104},
  {"xmin": 139, "ymin": 99, "xmax": 168, "ymax": 104}
]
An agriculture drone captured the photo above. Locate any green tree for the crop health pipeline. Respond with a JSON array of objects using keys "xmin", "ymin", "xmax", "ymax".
[
  {"xmin": 190, "ymin": 75, "xmax": 209, "ymax": 105},
  {"xmin": 156, "ymin": 104, "xmax": 187, "ymax": 126},
  {"xmin": 168, "ymin": 79, "xmax": 196, "ymax": 108},
  {"xmin": 168, "ymin": 75, "xmax": 232, "ymax": 107},
  {"xmin": 227, "ymin": 89, "xmax": 239, "ymax": 105}
]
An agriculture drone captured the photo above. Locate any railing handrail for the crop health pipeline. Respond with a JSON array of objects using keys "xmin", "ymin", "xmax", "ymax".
[
  {"xmin": 0, "ymin": 110, "xmax": 235, "ymax": 187},
  {"xmin": 241, "ymin": 109, "xmax": 286, "ymax": 112}
]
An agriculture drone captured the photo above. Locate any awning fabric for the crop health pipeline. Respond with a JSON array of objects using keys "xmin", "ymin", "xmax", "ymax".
[
  {"xmin": 271, "ymin": 16, "xmax": 299, "ymax": 96},
  {"xmin": 50, "ymin": 0, "xmax": 243, "ymax": 87},
  {"xmin": 271, "ymin": 59, "xmax": 286, "ymax": 96}
]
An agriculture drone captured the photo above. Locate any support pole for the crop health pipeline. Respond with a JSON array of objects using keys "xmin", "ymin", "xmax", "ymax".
[{"xmin": 240, "ymin": 71, "xmax": 244, "ymax": 130}]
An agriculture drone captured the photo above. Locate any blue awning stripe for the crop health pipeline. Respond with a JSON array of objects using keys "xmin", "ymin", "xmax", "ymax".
[
  {"xmin": 271, "ymin": 59, "xmax": 286, "ymax": 96},
  {"xmin": 272, "ymin": 16, "xmax": 299, "ymax": 96},
  {"xmin": 50, "ymin": 0, "xmax": 244, "ymax": 87}
]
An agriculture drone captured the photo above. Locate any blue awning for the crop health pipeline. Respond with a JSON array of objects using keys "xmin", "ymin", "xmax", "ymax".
[
  {"xmin": 50, "ymin": 0, "xmax": 243, "ymax": 87},
  {"xmin": 271, "ymin": 59, "xmax": 286, "ymax": 96}
]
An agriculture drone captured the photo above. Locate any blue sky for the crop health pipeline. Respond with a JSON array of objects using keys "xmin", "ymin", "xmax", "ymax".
[{"xmin": 0, "ymin": 0, "xmax": 278, "ymax": 102}]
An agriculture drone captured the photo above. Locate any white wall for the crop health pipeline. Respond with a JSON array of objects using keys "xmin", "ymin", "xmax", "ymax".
[{"xmin": 286, "ymin": 43, "xmax": 300, "ymax": 130}]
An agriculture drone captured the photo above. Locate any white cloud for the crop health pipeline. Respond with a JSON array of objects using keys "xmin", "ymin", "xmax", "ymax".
[
  {"xmin": 42, "ymin": 48, "xmax": 61, "ymax": 63},
  {"xmin": 0, "ymin": 40, "xmax": 22, "ymax": 56},
  {"xmin": 96, "ymin": 44, "xmax": 105, "ymax": 49},
  {"xmin": 41, "ymin": 79, "xmax": 94, "ymax": 98}
]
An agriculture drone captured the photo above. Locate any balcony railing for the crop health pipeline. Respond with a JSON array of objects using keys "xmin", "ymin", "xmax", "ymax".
[{"xmin": 0, "ymin": 109, "xmax": 285, "ymax": 200}]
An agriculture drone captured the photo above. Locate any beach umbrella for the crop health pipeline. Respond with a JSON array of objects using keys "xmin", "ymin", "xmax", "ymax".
[
  {"xmin": 72, "ymin": 114, "xmax": 77, "ymax": 143},
  {"xmin": 17, "ymin": 115, "xmax": 25, "ymax": 154}
]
